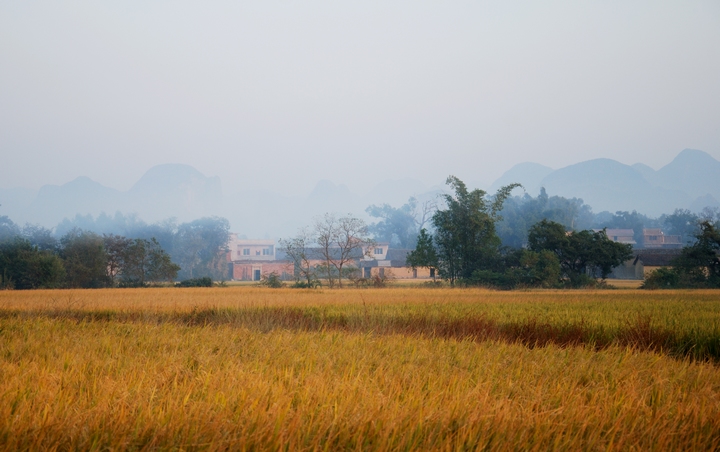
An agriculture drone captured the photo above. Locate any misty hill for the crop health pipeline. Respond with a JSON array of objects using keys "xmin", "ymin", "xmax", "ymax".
[
  {"xmin": 489, "ymin": 149, "xmax": 719, "ymax": 217},
  {"xmin": 2, "ymin": 165, "xmax": 225, "ymax": 227},
  {"xmin": 127, "ymin": 164, "xmax": 223, "ymax": 222},
  {"xmin": 651, "ymin": 149, "xmax": 720, "ymax": 200},
  {"xmin": 2, "ymin": 148, "xmax": 719, "ymax": 238},
  {"xmin": 27, "ymin": 177, "xmax": 122, "ymax": 226}
]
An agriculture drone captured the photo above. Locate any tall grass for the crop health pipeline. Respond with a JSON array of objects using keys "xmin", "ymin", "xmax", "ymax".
[{"xmin": 1, "ymin": 288, "xmax": 719, "ymax": 450}]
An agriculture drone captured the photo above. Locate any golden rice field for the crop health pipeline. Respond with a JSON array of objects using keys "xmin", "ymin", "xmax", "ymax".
[{"xmin": 1, "ymin": 287, "xmax": 719, "ymax": 450}]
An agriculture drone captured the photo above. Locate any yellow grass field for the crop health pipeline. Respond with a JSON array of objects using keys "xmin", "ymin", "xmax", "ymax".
[{"xmin": 1, "ymin": 287, "xmax": 719, "ymax": 450}]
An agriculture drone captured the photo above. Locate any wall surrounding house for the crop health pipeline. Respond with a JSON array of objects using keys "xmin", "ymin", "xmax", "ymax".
[{"xmin": 229, "ymin": 261, "xmax": 294, "ymax": 281}]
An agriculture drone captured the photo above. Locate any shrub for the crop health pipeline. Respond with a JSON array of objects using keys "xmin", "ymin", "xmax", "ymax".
[
  {"xmin": 176, "ymin": 277, "xmax": 213, "ymax": 288},
  {"xmin": 259, "ymin": 272, "xmax": 283, "ymax": 288}
]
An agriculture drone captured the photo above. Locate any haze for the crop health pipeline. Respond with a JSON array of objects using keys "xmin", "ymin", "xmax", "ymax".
[{"xmin": 1, "ymin": 1, "xmax": 719, "ymax": 197}]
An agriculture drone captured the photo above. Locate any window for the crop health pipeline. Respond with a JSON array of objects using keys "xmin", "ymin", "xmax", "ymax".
[
  {"xmin": 262, "ymin": 248, "xmax": 273, "ymax": 256},
  {"xmin": 242, "ymin": 248, "xmax": 250, "ymax": 256},
  {"xmin": 374, "ymin": 248, "xmax": 383, "ymax": 255}
]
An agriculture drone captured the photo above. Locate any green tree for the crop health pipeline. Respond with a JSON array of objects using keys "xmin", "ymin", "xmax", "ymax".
[
  {"xmin": 0, "ymin": 238, "xmax": 65, "ymax": 289},
  {"xmin": 430, "ymin": 176, "xmax": 519, "ymax": 285},
  {"xmin": 121, "ymin": 238, "xmax": 179, "ymax": 286},
  {"xmin": 103, "ymin": 234, "xmax": 132, "ymax": 287},
  {"xmin": 405, "ymin": 228, "xmax": 439, "ymax": 280},
  {"xmin": 60, "ymin": 229, "xmax": 110, "ymax": 288},
  {"xmin": 528, "ymin": 220, "xmax": 633, "ymax": 287}
]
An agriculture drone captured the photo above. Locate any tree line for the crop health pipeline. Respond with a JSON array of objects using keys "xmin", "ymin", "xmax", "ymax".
[
  {"xmin": 0, "ymin": 215, "xmax": 230, "ymax": 289},
  {"xmin": 366, "ymin": 187, "xmax": 720, "ymax": 251},
  {"xmin": 403, "ymin": 177, "xmax": 633, "ymax": 288}
]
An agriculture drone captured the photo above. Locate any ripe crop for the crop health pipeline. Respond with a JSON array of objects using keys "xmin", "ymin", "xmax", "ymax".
[{"xmin": 1, "ymin": 288, "xmax": 719, "ymax": 450}]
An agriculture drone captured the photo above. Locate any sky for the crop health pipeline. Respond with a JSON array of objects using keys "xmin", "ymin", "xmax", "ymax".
[{"xmin": 1, "ymin": 1, "xmax": 719, "ymax": 197}]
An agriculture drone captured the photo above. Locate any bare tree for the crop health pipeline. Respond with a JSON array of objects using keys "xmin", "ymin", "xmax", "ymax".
[
  {"xmin": 314, "ymin": 213, "xmax": 374, "ymax": 288},
  {"xmin": 279, "ymin": 227, "xmax": 318, "ymax": 287}
]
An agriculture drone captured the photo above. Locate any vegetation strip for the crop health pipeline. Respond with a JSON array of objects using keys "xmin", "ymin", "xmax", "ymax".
[{"xmin": 3, "ymin": 306, "xmax": 718, "ymax": 362}]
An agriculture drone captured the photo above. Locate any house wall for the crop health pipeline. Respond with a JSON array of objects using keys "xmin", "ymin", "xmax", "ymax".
[
  {"xmin": 230, "ymin": 261, "xmax": 294, "ymax": 281},
  {"xmin": 365, "ymin": 266, "xmax": 433, "ymax": 279}
]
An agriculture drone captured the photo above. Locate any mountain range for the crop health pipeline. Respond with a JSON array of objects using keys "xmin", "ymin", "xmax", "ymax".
[
  {"xmin": 490, "ymin": 149, "xmax": 719, "ymax": 216},
  {"xmin": 1, "ymin": 149, "xmax": 718, "ymax": 238}
]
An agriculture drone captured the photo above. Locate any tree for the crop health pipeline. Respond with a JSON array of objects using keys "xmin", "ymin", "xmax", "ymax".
[
  {"xmin": 280, "ymin": 228, "xmax": 319, "ymax": 287},
  {"xmin": 0, "ymin": 215, "xmax": 20, "ymax": 243},
  {"xmin": 173, "ymin": 217, "xmax": 230, "ymax": 280},
  {"xmin": 21, "ymin": 224, "xmax": 58, "ymax": 252},
  {"xmin": 496, "ymin": 188, "xmax": 595, "ymax": 248},
  {"xmin": 314, "ymin": 213, "xmax": 373, "ymax": 288},
  {"xmin": 103, "ymin": 234, "xmax": 132, "ymax": 287},
  {"xmin": 0, "ymin": 238, "xmax": 65, "ymax": 289},
  {"xmin": 429, "ymin": 176, "xmax": 519, "ymax": 285},
  {"xmin": 405, "ymin": 229, "xmax": 438, "ymax": 280},
  {"xmin": 366, "ymin": 197, "xmax": 436, "ymax": 249},
  {"xmin": 528, "ymin": 220, "xmax": 633, "ymax": 286},
  {"xmin": 60, "ymin": 229, "xmax": 110, "ymax": 288},
  {"xmin": 121, "ymin": 238, "xmax": 180, "ymax": 286},
  {"xmin": 662, "ymin": 209, "xmax": 700, "ymax": 245}
]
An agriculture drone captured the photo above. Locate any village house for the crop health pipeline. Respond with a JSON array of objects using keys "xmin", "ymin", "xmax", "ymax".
[
  {"xmin": 607, "ymin": 248, "xmax": 683, "ymax": 280},
  {"xmin": 225, "ymin": 235, "xmax": 292, "ymax": 281},
  {"xmin": 225, "ymin": 235, "xmax": 433, "ymax": 282},
  {"xmin": 594, "ymin": 229, "xmax": 636, "ymax": 246},
  {"xmin": 642, "ymin": 228, "xmax": 683, "ymax": 249}
]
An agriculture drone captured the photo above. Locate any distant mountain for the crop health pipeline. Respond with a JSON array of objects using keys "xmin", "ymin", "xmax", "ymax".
[
  {"xmin": 652, "ymin": 149, "xmax": 720, "ymax": 200},
  {"xmin": 126, "ymin": 164, "xmax": 223, "ymax": 222},
  {"xmin": 630, "ymin": 163, "xmax": 656, "ymax": 181},
  {"xmin": 490, "ymin": 149, "xmax": 719, "ymax": 217},
  {"xmin": 3, "ymin": 149, "xmax": 718, "ymax": 236},
  {"xmin": 28, "ymin": 177, "xmax": 121, "ymax": 225},
  {"xmin": 489, "ymin": 162, "xmax": 554, "ymax": 196},
  {"xmin": 539, "ymin": 159, "xmax": 690, "ymax": 216}
]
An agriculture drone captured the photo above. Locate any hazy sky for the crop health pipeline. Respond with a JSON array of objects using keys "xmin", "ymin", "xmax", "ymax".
[{"xmin": 2, "ymin": 1, "xmax": 719, "ymax": 196}]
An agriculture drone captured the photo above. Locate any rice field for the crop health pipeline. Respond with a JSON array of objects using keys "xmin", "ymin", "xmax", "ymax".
[{"xmin": 1, "ymin": 287, "xmax": 719, "ymax": 450}]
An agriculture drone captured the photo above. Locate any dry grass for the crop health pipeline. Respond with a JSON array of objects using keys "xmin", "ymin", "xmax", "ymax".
[{"xmin": 1, "ymin": 287, "xmax": 719, "ymax": 450}]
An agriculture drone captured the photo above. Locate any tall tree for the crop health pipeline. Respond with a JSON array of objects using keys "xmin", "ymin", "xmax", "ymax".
[
  {"xmin": 103, "ymin": 234, "xmax": 132, "ymax": 287},
  {"xmin": 60, "ymin": 229, "xmax": 110, "ymax": 288},
  {"xmin": 173, "ymin": 217, "xmax": 230, "ymax": 280},
  {"xmin": 430, "ymin": 176, "xmax": 519, "ymax": 284},
  {"xmin": 366, "ymin": 197, "xmax": 436, "ymax": 249}
]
